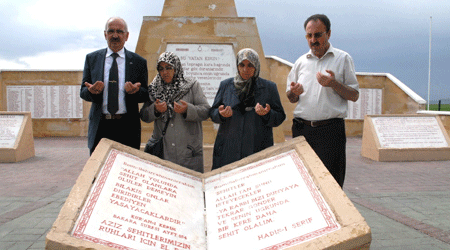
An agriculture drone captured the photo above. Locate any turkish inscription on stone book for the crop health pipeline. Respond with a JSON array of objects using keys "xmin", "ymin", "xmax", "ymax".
[
  {"xmin": 166, "ymin": 44, "xmax": 237, "ymax": 106},
  {"xmin": 204, "ymin": 150, "xmax": 340, "ymax": 250},
  {"xmin": 372, "ymin": 116, "xmax": 449, "ymax": 148},
  {"xmin": 72, "ymin": 150, "xmax": 205, "ymax": 250},
  {"xmin": 71, "ymin": 149, "xmax": 340, "ymax": 250},
  {"xmin": 0, "ymin": 115, "xmax": 24, "ymax": 148}
]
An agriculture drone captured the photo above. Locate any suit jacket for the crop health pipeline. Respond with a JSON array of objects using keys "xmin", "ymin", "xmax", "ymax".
[{"xmin": 80, "ymin": 48, "xmax": 149, "ymax": 152}]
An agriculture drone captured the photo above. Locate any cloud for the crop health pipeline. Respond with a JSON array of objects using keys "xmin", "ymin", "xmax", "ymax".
[
  {"xmin": 16, "ymin": 0, "xmax": 126, "ymax": 30},
  {"xmin": 0, "ymin": 48, "xmax": 97, "ymax": 70},
  {"xmin": 1, "ymin": 0, "xmax": 449, "ymax": 100},
  {"xmin": 0, "ymin": 58, "xmax": 27, "ymax": 70}
]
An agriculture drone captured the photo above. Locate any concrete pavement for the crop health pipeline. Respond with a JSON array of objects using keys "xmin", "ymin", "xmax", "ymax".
[{"xmin": 0, "ymin": 137, "xmax": 449, "ymax": 249}]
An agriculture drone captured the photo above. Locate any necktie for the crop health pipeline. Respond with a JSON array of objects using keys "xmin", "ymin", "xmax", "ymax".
[{"xmin": 108, "ymin": 53, "xmax": 119, "ymax": 115}]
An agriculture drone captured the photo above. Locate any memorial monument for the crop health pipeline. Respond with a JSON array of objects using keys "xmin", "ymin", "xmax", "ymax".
[
  {"xmin": 361, "ymin": 114, "xmax": 450, "ymax": 161},
  {"xmin": 47, "ymin": 2, "xmax": 371, "ymax": 248},
  {"xmin": 135, "ymin": 0, "xmax": 285, "ymax": 147},
  {"xmin": 46, "ymin": 137, "xmax": 371, "ymax": 250},
  {"xmin": 0, "ymin": 112, "xmax": 35, "ymax": 162}
]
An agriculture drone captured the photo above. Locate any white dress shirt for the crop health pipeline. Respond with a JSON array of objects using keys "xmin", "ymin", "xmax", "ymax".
[
  {"xmin": 102, "ymin": 48, "xmax": 127, "ymax": 114},
  {"xmin": 286, "ymin": 44, "xmax": 359, "ymax": 121}
]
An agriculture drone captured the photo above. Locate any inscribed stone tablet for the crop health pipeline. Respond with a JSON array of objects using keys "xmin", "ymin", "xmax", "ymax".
[
  {"xmin": 7, "ymin": 85, "xmax": 83, "ymax": 118},
  {"xmin": 347, "ymin": 88, "xmax": 382, "ymax": 119},
  {"xmin": 72, "ymin": 149, "xmax": 205, "ymax": 249},
  {"xmin": 204, "ymin": 150, "xmax": 340, "ymax": 249},
  {"xmin": 166, "ymin": 44, "xmax": 237, "ymax": 106},
  {"xmin": 0, "ymin": 115, "xmax": 24, "ymax": 148},
  {"xmin": 372, "ymin": 116, "xmax": 448, "ymax": 148}
]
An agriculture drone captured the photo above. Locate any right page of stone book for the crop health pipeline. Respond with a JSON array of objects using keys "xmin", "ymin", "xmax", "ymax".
[{"xmin": 204, "ymin": 150, "xmax": 341, "ymax": 250}]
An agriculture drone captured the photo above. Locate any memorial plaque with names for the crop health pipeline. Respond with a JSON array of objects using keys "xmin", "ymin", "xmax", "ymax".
[
  {"xmin": 347, "ymin": 88, "xmax": 382, "ymax": 120},
  {"xmin": 372, "ymin": 116, "xmax": 449, "ymax": 148},
  {"xmin": 71, "ymin": 148, "xmax": 340, "ymax": 250},
  {"xmin": 7, "ymin": 85, "xmax": 83, "ymax": 119},
  {"xmin": 166, "ymin": 44, "xmax": 237, "ymax": 106},
  {"xmin": 0, "ymin": 115, "xmax": 24, "ymax": 148}
]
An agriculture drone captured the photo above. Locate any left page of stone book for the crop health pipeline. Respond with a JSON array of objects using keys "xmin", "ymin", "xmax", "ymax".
[{"xmin": 71, "ymin": 149, "xmax": 207, "ymax": 250}]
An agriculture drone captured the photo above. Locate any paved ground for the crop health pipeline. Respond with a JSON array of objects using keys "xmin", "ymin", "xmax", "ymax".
[{"xmin": 0, "ymin": 137, "xmax": 449, "ymax": 249}]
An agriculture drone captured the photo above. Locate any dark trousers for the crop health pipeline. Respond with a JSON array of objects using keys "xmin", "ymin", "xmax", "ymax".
[
  {"xmin": 292, "ymin": 118, "xmax": 346, "ymax": 187},
  {"xmin": 91, "ymin": 115, "xmax": 140, "ymax": 155}
]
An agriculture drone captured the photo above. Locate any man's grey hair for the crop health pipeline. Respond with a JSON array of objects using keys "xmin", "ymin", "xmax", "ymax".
[{"xmin": 105, "ymin": 17, "xmax": 128, "ymax": 32}]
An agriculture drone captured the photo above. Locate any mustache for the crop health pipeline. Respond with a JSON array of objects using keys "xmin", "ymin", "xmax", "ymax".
[
  {"xmin": 312, "ymin": 42, "xmax": 320, "ymax": 46},
  {"xmin": 110, "ymin": 37, "xmax": 121, "ymax": 42}
]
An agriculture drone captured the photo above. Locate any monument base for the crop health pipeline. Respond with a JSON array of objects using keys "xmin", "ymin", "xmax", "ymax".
[
  {"xmin": 0, "ymin": 112, "xmax": 35, "ymax": 163},
  {"xmin": 361, "ymin": 115, "xmax": 450, "ymax": 162}
]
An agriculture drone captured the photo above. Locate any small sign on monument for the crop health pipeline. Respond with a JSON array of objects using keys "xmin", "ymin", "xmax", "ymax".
[
  {"xmin": 166, "ymin": 43, "xmax": 237, "ymax": 106},
  {"xmin": 361, "ymin": 114, "xmax": 450, "ymax": 161},
  {"xmin": 46, "ymin": 138, "xmax": 371, "ymax": 250},
  {"xmin": 0, "ymin": 112, "xmax": 35, "ymax": 162}
]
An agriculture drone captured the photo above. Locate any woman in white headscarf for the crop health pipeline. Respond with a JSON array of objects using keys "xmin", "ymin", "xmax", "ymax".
[
  {"xmin": 209, "ymin": 48, "xmax": 286, "ymax": 170},
  {"xmin": 140, "ymin": 52, "xmax": 210, "ymax": 173}
]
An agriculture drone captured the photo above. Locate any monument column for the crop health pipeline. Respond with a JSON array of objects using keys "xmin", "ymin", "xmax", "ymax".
[
  {"xmin": 161, "ymin": 0, "xmax": 238, "ymax": 17},
  {"xmin": 136, "ymin": 0, "xmax": 284, "ymax": 169}
]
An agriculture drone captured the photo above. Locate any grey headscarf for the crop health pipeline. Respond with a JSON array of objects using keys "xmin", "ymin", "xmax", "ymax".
[
  {"xmin": 149, "ymin": 52, "xmax": 194, "ymax": 121},
  {"xmin": 234, "ymin": 48, "xmax": 261, "ymax": 96}
]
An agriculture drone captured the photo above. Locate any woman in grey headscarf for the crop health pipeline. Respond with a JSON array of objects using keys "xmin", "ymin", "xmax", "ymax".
[
  {"xmin": 209, "ymin": 48, "xmax": 286, "ymax": 170},
  {"xmin": 140, "ymin": 51, "xmax": 210, "ymax": 172}
]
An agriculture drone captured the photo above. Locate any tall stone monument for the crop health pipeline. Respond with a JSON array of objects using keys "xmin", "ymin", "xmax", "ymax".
[{"xmin": 136, "ymin": 0, "xmax": 284, "ymax": 149}]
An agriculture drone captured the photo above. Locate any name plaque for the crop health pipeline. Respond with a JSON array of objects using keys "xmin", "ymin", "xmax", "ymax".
[
  {"xmin": 347, "ymin": 88, "xmax": 382, "ymax": 119},
  {"xmin": 372, "ymin": 116, "xmax": 449, "ymax": 148},
  {"xmin": 7, "ymin": 85, "xmax": 83, "ymax": 119},
  {"xmin": 166, "ymin": 44, "xmax": 237, "ymax": 106},
  {"xmin": 0, "ymin": 115, "xmax": 24, "ymax": 148}
]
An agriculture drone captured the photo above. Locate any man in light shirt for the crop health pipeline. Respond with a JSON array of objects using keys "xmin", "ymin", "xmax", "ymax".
[
  {"xmin": 80, "ymin": 17, "xmax": 149, "ymax": 154},
  {"xmin": 286, "ymin": 14, "xmax": 359, "ymax": 187}
]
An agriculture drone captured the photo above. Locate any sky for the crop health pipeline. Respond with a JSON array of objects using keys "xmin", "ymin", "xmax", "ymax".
[{"xmin": 1, "ymin": 0, "xmax": 449, "ymax": 102}]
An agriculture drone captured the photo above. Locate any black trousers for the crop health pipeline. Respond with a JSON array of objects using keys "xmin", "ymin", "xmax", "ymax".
[
  {"xmin": 292, "ymin": 118, "xmax": 346, "ymax": 187},
  {"xmin": 91, "ymin": 115, "xmax": 141, "ymax": 155}
]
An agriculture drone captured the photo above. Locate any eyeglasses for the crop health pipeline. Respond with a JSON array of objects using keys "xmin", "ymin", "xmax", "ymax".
[
  {"xmin": 305, "ymin": 31, "xmax": 327, "ymax": 39},
  {"xmin": 157, "ymin": 66, "xmax": 174, "ymax": 72},
  {"xmin": 106, "ymin": 29, "xmax": 126, "ymax": 35}
]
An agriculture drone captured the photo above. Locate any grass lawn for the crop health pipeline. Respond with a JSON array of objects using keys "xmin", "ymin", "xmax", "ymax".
[{"xmin": 428, "ymin": 104, "xmax": 450, "ymax": 111}]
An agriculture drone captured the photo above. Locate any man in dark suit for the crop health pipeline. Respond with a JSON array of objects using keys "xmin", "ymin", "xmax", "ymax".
[{"xmin": 80, "ymin": 17, "xmax": 149, "ymax": 154}]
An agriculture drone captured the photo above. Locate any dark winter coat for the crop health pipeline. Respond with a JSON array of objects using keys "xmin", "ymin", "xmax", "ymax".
[{"xmin": 209, "ymin": 77, "xmax": 286, "ymax": 170}]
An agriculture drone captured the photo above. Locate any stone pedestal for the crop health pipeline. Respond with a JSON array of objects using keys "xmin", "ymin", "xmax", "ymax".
[
  {"xmin": 361, "ymin": 114, "xmax": 450, "ymax": 161},
  {"xmin": 0, "ymin": 112, "xmax": 35, "ymax": 162}
]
